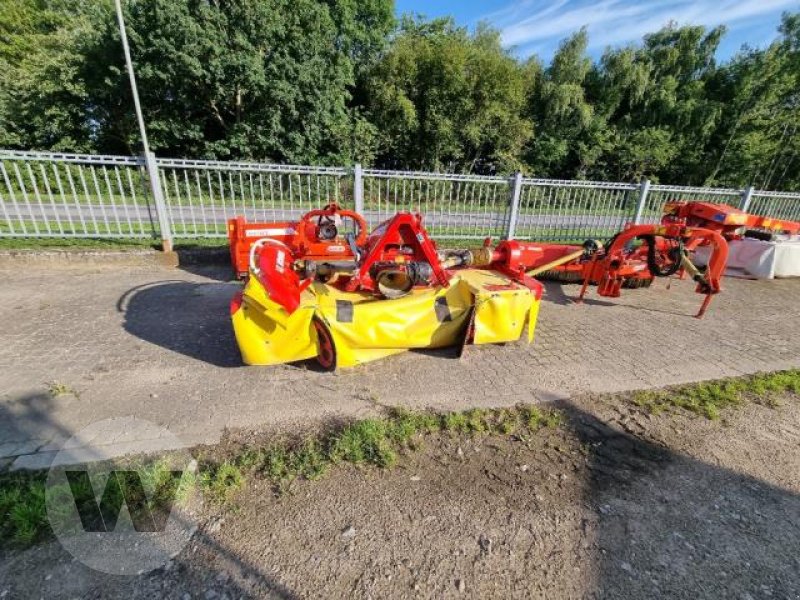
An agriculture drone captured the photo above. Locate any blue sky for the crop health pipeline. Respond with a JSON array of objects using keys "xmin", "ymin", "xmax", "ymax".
[{"xmin": 395, "ymin": 0, "xmax": 800, "ymax": 61}]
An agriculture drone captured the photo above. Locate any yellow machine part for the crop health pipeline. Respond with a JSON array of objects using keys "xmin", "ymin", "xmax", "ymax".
[
  {"xmin": 231, "ymin": 269, "xmax": 541, "ymax": 368},
  {"xmin": 231, "ymin": 279, "xmax": 319, "ymax": 366}
]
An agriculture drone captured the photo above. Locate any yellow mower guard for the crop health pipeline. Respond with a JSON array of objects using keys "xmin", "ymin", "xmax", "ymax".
[{"xmin": 231, "ymin": 269, "xmax": 541, "ymax": 368}]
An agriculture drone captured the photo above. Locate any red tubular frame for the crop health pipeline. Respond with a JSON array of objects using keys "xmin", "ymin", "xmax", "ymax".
[{"xmin": 578, "ymin": 224, "xmax": 729, "ymax": 318}]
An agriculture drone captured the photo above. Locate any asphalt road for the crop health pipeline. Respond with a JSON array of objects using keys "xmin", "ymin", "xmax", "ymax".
[{"xmin": 2, "ymin": 202, "xmax": 631, "ymax": 235}]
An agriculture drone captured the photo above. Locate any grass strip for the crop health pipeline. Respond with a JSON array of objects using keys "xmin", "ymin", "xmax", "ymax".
[
  {"xmin": 3, "ymin": 369, "xmax": 798, "ymax": 549},
  {"xmin": 631, "ymin": 369, "xmax": 800, "ymax": 419},
  {"xmin": 0, "ymin": 405, "xmax": 562, "ymax": 547}
]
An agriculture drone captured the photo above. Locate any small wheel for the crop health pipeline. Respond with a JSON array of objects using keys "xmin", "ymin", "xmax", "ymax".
[{"xmin": 313, "ymin": 318, "xmax": 337, "ymax": 371}]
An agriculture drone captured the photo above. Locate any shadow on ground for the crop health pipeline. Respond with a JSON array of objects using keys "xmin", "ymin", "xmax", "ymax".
[
  {"xmin": 0, "ymin": 392, "xmax": 74, "ymax": 467},
  {"xmin": 541, "ymin": 280, "xmax": 617, "ymax": 307},
  {"xmin": 555, "ymin": 400, "xmax": 800, "ymax": 598},
  {"xmin": 118, "ymin": 280, "xmax": 242, "ymax": 368},
  {"xmin": 2, "ymin": 397, "xmax": 799, "ymax": 597},
  {"xmin": 174, "ymin": 251, "xmax": 235, "ymax": 282}
]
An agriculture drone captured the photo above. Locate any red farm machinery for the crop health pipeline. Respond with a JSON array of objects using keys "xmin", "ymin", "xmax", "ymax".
[{"xmin": 226, "ymin": 200, "xmax": 736, "ymax": 370}]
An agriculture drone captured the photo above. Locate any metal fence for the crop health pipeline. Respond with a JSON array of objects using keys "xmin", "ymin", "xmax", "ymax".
[
  {"xmin": 0, "ymin": 151, "xmax": 155, "ymax": 238},
  {"xmin": 2, "ymin": 148, "xmax": 800, "ymax": 248},
  {"xmin": 156, "ymin": 158, "xmax": 351, "ymax": 238},
  {"xmin": 515, "ymin": 178, "xmax": 640, "ymax": 242},
  {"xmin": 361, "ymin": 169, "xmax": 511, "ymax": 239}
]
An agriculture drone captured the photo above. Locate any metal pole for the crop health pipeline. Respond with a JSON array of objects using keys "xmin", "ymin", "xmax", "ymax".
[
  {"xmin": 632, "ymin": 178, "xmax": 651, "ymax": 225},
  {"xmin": 115, "ymin": 0, "xmax": 151, "ymax": 156},
  {"xmin": 353, "ymin": 163, "xmax": 364, "ymax": 215},
  {"xmin": 740, "ymin": 185, "xmax": 755, "ymax": 213},
  {"xmin": 115, "ymin": 0, "xmax": 172, "ymax": 251},
  {"xmin": 504, "ymin": 172, "xmax": 523, "ymax": 240}
]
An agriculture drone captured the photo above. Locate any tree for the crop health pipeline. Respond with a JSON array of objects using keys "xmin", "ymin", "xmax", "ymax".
[
  {"xmin": 705, "ymin": 13, "xmax": 800, "ymax": 189},
  {"xmin": 83, "ymin": 0, "xmax": 395, "ymax": 162},
  {"xmin": 585, "ymin": 24, "xmax": 725, "ymax": 183},
  {"xmin": 0, "ymin": 0, "xmax": 394, "ymax": 163},
  {"xmin": 524, "ymin": 29, "xmax": 608, "ymax": 178},
  {"xmin": 0, "ymin": 0, "xmax": 94, "ymax": 150},
  {"xmin": 367, "ymin": 17, "xmax": 532, "ymax": 173},
  {"xmin": 0, "ymin": 2, "xmax": 798, "ymax": 190}
]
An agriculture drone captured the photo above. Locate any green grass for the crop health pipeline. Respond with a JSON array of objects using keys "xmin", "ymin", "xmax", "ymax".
[
  {"xmin": 0, "ymin": 455, "xmax": 198, "ymax": 547},
  {"xmin": 1, "ymin": 214, "xmax": 621, "ymax": 251},
  {"xmin": 210, "ymin": 405, "xmax": 566, "ymax": 497},
  {"xmin": 199, "ymin": 461, "xmax": 244, "ymax": 504},
  {"xmin": 0, "ymin": 230, "xmax": 596, "ymax": 252},
  {"xmin": 0, "ymin": 403, "xmax": 567, "ymax": 549},
  {"xmin": 47, "ymin": 382, "xmax": 79, "ymax": 398},
  {"xmin": 631, "ymin": 369, "xmax": 800, "ymax": 419},
  {"xmin": 0, "ymin": 235, "xmax": 230, "ymax": 252},
  {"xmin": 0, "ymin": 236, "xmax": 158, "ymax": 250},
  {"xmin": 5, "ymin": 370, "xmax": 795, "ymax": 549}
]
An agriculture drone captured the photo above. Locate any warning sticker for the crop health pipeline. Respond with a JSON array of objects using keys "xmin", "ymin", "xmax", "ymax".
[{"xmin": 247, "ymin": 227, "xmax": 296, "ymax": 237}]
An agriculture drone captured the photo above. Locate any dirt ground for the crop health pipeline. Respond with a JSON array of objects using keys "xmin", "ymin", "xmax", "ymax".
[{"xmin": 2, "ymin": 391, "xmax": 800, "ymax": 599}]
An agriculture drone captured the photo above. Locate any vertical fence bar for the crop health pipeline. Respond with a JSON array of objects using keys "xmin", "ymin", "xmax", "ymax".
[
  {"xmin": 37, "ymin": 164, "xmax": 62, "ymax": 235},
  {"xmin": 633, "ymin": 178, "xmax": 651, "ymax": 225},
  {"xmin": 353, "ymin": 163, "xmax": 364, "ymax": 215},
  {"xmin": 143, "ymin": 151, "xmax": 173, "ymax": 251},
  {"xmin": 740, "ymin": 185, "xmax": 755, "ymax": 212},
  {"xmin": 13, "ymin": 163, "xmax": 40, "ymax": 234},
  {"xmin": 504, "ymin": 172, "xmax": 523, "ymax": 240},
  {"xmin": 113, "ymin": 166, "xmax": 134, "ymax": 234},
  {"xmin": 0, "ymin": 175, "xmax": 13, "ymax": 234},
  {"xmin": 1, "ymin": 163, "xmax": 26, "ymax": 233}
]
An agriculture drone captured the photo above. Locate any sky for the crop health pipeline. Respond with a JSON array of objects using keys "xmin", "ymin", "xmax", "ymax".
[{"xmin": 395, "ymin": 0, "xmax": 800, "ymax": 62}]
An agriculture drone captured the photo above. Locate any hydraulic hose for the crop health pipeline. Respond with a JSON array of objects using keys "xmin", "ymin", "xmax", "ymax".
[{"xmin": 639, "ymin": 234, "xmax": 683, "ymax": 277}]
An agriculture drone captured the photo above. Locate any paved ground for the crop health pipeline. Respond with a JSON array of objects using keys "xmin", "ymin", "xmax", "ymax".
[{"xmin": 1, "ymin": 262, "xmax": 799, "ymax": 470}]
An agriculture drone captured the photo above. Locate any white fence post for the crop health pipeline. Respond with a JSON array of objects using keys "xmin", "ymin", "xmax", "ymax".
[
  {"xmin": 632, "ymin": 178, "xmax": 651, "ymax": 225},
  {"xmin": 740, "ymin": 185, "xmax": 755, "ymax": 212},
  {"xmin": 504, "ymin": 172, "xmax": 523, "ymax": 240},
  {"xmin": 353, "ymin": 163, "xmax": 364, "ymax": 215},
  {"xmin": 143, "ymin": 151, "xmax": 173, "ymax": 252}
]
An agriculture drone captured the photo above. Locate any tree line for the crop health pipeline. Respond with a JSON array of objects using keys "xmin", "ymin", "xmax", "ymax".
[{"xmin": 1, "ymin": 0, "xmax": 798, "ymax": 190}]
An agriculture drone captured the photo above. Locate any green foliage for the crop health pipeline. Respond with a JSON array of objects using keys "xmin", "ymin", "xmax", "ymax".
[
  {"xmin": 7, "ymin": 367, "xmax": 798, "ymax": 549},
  {"xmin": 47, "ymin": 381, "xmax": 78, "ymax": 398},
  {"xmin": 632, "ymin": 369, "xmax": 800, "ymax": 419},
  {"xmin": 525, "ymin": 29, "xmax": 601, "ymax": 177},
  {"xmin": 0, "ymin": 0, "xmax": 394, "ymax": 163},
  {"xmin": 442, "ymin": 411, "xmax": 469, "ymax": 433},
  {"xmin": 366, "ymin": 17, "xmax": 532, "ymax": 173},
  {"xmin": 212, "ymin": 404, "xmax": 568, "ymax": 496},
  {"xmin": 331, "ymin": 418, "xmax": 397, "ymax": 467},
  {"xmin": 0, "ymin": 455, "xmax": 198, "ymax": 547},
  {"xmin": 0, "ymin": 2, "xmax": 798, "ymax": 189},
  {"xmin": 7, "ymin": 483, "xmax": 46, "ymax": 544},
  {"xmin": 200, "ymin": 461, "xmax": 244, "ymax": 504},
  {"xmin": 0, "ymin": 0, "xmax": 95, "ymax": 151}
]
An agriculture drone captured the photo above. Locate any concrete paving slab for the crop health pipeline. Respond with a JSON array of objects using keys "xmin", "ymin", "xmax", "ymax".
[{"xmin": 2, "ymin": 263, "xmax": 799, "ymax": 469}]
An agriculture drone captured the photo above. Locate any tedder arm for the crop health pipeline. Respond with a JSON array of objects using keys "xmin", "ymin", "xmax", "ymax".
[
  {"xmin": 663, "ymin": 200, "xmax": 800, "ymax": 239},
  {"xmin": 577, "ymin": 223, "xmax": 729, "ymax": 318}
]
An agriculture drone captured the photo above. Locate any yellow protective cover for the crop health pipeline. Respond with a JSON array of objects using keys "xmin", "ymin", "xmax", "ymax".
[{"xmin": 231, "ymin": 269, "xmax": 541, "ymax": 368}]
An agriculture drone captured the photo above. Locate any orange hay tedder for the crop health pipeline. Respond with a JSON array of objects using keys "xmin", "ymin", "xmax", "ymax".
[{"xmin": 226, "ymin": 202, "xmax": 731, "ymax": 369}]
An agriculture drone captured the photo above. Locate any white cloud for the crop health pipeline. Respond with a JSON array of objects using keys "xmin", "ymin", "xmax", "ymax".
[{"xmin": 488, "ymin": 0, "xmax": 797, "ymax": 53}]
